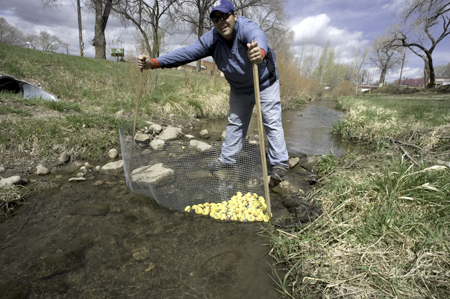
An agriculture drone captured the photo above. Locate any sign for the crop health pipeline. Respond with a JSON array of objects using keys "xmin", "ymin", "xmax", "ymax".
[{"xmin": 111, "ymin": 48, "xmax": 124, "ymax": 57}]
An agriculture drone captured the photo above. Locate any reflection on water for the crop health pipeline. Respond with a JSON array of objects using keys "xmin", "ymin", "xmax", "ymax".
[
  {"xmin": 200, "ymin": 100, "xmax": 348, "ymax": 157},
  {"xmin": 282, "ymin": 100, "xmax": 346, "ymax": 157}
]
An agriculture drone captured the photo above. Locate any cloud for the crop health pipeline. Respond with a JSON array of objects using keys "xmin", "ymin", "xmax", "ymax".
[{"xmin": 290, "ymin": 14, "xmax": 369, "ymax": 64}]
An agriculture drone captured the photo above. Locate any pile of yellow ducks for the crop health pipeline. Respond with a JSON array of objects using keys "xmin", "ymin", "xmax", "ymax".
[{"xmin": 184, "ymin": 192, "xmax": 271, "ymax": 222}]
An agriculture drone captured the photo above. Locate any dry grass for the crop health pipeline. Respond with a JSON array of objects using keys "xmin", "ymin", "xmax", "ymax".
[{"xmin": 267, "ymin": 93, "xmax": 450, "ymax": 298}]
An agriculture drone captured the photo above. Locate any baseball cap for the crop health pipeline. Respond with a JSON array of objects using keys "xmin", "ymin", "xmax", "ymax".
[{"xmin": 210, "ymin": 0, "xmax": 235, "ymax": 18}]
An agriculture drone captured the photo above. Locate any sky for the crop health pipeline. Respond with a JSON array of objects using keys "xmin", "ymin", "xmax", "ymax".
[{"xmin": 1, "ymin": 0, "xmax": 449, "ymax": 83}]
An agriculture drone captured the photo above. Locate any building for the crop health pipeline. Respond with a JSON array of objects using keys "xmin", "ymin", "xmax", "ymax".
[{"xmin": 435, "ymin": 76, "xmax": 450, "ymax": 86}]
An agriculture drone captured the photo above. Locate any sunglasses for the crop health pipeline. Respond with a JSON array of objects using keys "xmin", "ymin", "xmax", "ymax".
[{"xmin": 211, "ymin": 11, "xmax": 234, "ymax": 23}]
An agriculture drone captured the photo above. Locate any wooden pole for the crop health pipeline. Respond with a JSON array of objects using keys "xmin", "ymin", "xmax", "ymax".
[
  {"xmin": 128, "ymin": 68, "xmax": 144, "ymax": 181},
  {"xmin": 252, "ymin": 62, "xmax": 271, "ymax": 216}
]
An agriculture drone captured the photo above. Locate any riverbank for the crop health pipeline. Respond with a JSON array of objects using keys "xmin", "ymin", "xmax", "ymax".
[{"xmin": 267, "ymin": 89, "xmax": 450, "ymax": 298}]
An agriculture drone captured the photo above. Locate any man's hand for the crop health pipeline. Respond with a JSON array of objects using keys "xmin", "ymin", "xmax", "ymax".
[
  {"xmin": 137, "ymin": 55, "xmax": 153, "ymax": 70},
  {"xmin": 247, "ymin": 40, "xmax": 263, "ymax": 64}
]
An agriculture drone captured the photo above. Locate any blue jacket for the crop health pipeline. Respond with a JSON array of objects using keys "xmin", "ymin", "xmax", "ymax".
[{"xmin": 156, "ymin": 16, "xmax": 278, "ymax": 94}]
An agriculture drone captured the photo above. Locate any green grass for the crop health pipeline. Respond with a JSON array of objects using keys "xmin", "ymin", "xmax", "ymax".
[
  {"xmin": 333, "ymin": 94, "xmax": 450, "ymax": 145},
  {"xmin": 268, "ymin": 92, "xmax": 450, "ymax": 298}
]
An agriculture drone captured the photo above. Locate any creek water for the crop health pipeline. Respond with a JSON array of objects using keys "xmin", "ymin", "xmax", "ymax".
[{"xmin": 0, "ymin": 100, "xmax": 345, "ymax": 299}]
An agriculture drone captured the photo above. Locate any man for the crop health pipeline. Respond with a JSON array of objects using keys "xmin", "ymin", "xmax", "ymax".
[{"xmin": 138, "ymin": 0, "xmax": 289, "ymax": 181}]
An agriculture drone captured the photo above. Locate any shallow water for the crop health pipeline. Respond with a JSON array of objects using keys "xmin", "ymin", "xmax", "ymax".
[
  {"xmin": 0, "ymin": 100, "xmax": 346, "ymax": 298},
  {"xmin": 0, "ymin": 170, "xmax": 278, "ymax": 298},
  {"xmin": 199, "ymin": 100, "xmax": 347, "ymax": 157}
]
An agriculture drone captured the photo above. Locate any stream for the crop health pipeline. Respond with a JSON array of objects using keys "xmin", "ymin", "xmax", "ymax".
[{"xmin": 0, "ymin": 100, "xmax": 346, "ymax": 299}]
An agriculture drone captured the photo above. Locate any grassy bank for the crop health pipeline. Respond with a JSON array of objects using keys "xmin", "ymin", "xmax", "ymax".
[{"xmin": 267, "ymin": 92, "xmax": 450, "ymax": 298}]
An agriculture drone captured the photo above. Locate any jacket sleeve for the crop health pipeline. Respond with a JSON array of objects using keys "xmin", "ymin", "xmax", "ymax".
[
  {"xmin": 156, "ymin": 31, "xmax": 216, "ymax": 69},
  {"xmin": 238, "ymin": 17, "xmax": 269, "ymax": 55}
]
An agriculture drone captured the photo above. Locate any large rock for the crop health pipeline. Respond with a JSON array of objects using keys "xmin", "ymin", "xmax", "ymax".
[
  {"xmin": 131, "ymin": 163, "xmax": 174, "ymax": 187},
  {"xmin": 189, "ymin": 140, "xmax": 212, "ymax": 152},
  {"xmin": 270, "ymin": 177, "xmax": 305, "ymax": 197},
  {"xmin": 36, "ymin": 164, "xmax": 50, "ymax": 175},
  {"xmin": 158, "ymin": 126, "xmax": 182, "ymax": 141},
  {"xmin": 134, "ymin": 133, "xmax": 151, "ymax": 143},
  {"xmin": 299, "ymin": 156, "xmax": 322, "ymax": 171},
  {"xmin": 101, "ymin": 160, "xmax": 124, "ymax": 173},
  {"xmin": 149, "ymin": 124, "xmax": 163, "ymax": 134},
  {"xmin": 0, "ymin": 175, "xmax": 21, "ymax": 187},
  {"xmin": 199, "ymin": 129, "xmax": 210, "ymax": 139},
  {"xmin": 288, "ymin": 157, "xmax": 300, "ymax": 168},
  {"xmin": 58, "ymin": 151, "xmax": 71, "ymax": 164},
  {"xmin": 108, "ymin": 149, "xmax": 118, "ymax": 159},
  {"xmin": 150, "ymin": 139, "xmax": 165, "ymax": 150}
]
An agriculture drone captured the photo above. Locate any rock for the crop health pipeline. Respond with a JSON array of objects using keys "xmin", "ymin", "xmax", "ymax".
[
  {"xmin": 199, "ymin": 129, "xmax": 210, "ymax": 139},
  {"xmin": 158, "ymin": 126, "xmax": 182, "ymax": 141},
  {"xmin": 131, "ymin": 163, "xmax": 174, "ymax": 187},
  {"xmin": 101, "ymin": 160, "xmax": 124, "ymax": 173},
  {"xmin": 288, "ymin": 157, "xmax": 300, "ymax": 168},
  {"xmin": 94, "ymin": 166, "xmax": 101, "ymax": 172},
  {"xmin": 36, "ymin": 164, "xmax": 50, "ymax": 175},
  {"xmin": 150, "ymin": 139, "xmax": 165, "ymax": 150},
  {"xmin": 270, "ymin": 177, "xmax": 305, "ymax": 197},
  {"xmin": 149, "ymin": 124, "xmax": 162, "ymax": 134},
  {"xmin": 141, "ymin": 149, "xmax": 152, "ymax": 155},
  {"xmin": 299, "ymin": 156, "xmax": 322, "ymax": 171},
  {"xmin": 69, "ymin": 177, "xmax": 86, "ymax": 182},
  {"xmin": 134, "ymin": 133, "xmax": 151, "ymax": 143},
  {"xmin": 189, "ymin": 140, "xmax": 212, "ymax": 152},
  {"xmin": 58, "ymin": 151, "xmax": 70, "ymax": 164},
  {"xmin": 437, "ymin": 160, "xmax": 450, "ymax": 167},
  {"xmin": 0, "ymin": 175, "xmax": 21, "ymax": 187},
  {"xmin": 132, "ymin": 247, "xmax": 151, "ymax": 261},
  {"xmin": 185, "ymin": 134, "xmax": 195, "ymax": 139},
  {"xmin": 108, "ymin": 149, "xmax": 118, "ymax": 159},
  {"xmin": 0, "ymin": 166, "xmax": 4, "ymax": 173},
  {"xmin": 92, "ymin": 180, "xmax": 104, "ymax": 186},
  {"xmin": 115, "ymin": 110, "xmax": 125, "ymax": 116}
]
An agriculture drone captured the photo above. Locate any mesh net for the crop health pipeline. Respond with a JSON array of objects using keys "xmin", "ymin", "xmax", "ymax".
[{"xmin": 119, "ymin": 122, "xmax": 269, "ymax": 221}]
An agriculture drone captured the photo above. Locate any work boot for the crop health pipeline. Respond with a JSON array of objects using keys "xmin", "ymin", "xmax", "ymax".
[{"xmin": 271, "ymin": 165, "xmax": 288, "ymax": 181}]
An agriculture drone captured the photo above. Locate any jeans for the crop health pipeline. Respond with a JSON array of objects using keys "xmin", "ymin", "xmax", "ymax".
[{"xmin": 219, "ymin": 80, "xmax": 289, "ymax": 168}]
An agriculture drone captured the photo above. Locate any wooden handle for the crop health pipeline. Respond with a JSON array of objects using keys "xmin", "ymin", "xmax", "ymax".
[{"xmin": 252, "ymin": 62, "xmax": 271, "ymax": 216}]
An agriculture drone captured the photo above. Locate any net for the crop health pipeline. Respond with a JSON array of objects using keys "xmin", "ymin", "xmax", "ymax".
[{"xmin": 119, "ymin": 122, "xmax": 269, "ymax": 221}]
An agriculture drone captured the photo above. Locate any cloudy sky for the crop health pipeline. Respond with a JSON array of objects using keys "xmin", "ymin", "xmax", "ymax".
[{"xmin": 1, "ymin": 0, "xmax": 449, "ymax": 83}]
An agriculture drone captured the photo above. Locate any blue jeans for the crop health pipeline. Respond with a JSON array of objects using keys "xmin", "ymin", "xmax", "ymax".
[{"xmin": 219, "ymin": 80, "xmax": 289, "ymax": 168}]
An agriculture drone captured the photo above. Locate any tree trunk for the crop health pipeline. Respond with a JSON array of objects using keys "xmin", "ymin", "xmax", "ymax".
[
  {"xmin": 378, "ymin": 67, "xmax": 387, "ymax": 87},
  {"xmin": 426, "ymin": 53, "xmax": 435, "ymax": 88},
  {"xmin": 93, "ymin": 0, "xmax": 113, "ymax": 59}
]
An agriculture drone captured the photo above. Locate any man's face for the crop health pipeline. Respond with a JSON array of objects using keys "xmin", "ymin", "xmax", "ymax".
[{"xmin": 212, "ymin": 11, "xmax": 237, "ymax": 39}]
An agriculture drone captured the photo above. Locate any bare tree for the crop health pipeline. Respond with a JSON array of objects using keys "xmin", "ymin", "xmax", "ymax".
[
  {"xmin": 435, "ymin": 62, "xmax": 450, "ymax": 77},
  {"xmin": 41, "ymin": 0, "xmax": 84, "ymax": 57},
  {"xmin": 0, "ymin": 18, "xmax": 24, "ymax": 46},
  {"xmin": 370, "ymin": 35, "xmax": 404, "ymax": 87},
  {"xmin": 175, "ymin": 0, "xmax": 289, "ymax": 72},
  {"xmin": 32, "ymin": 31, "xmax": 64, "ymax": 52},
  {"xmin": 389, "ymin": 0, "xmax": 450, "ymax": 88},
  {"xmin": 349, "ymin": 46, "xmax": 369, "ymax": 94},
  {"xmin": 91, "ymin": 0, "xmax": 115, "ymax": 59},
  {"xmin": 113, "ymin": 0, "xmax": 178, "ymax": 57}
]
